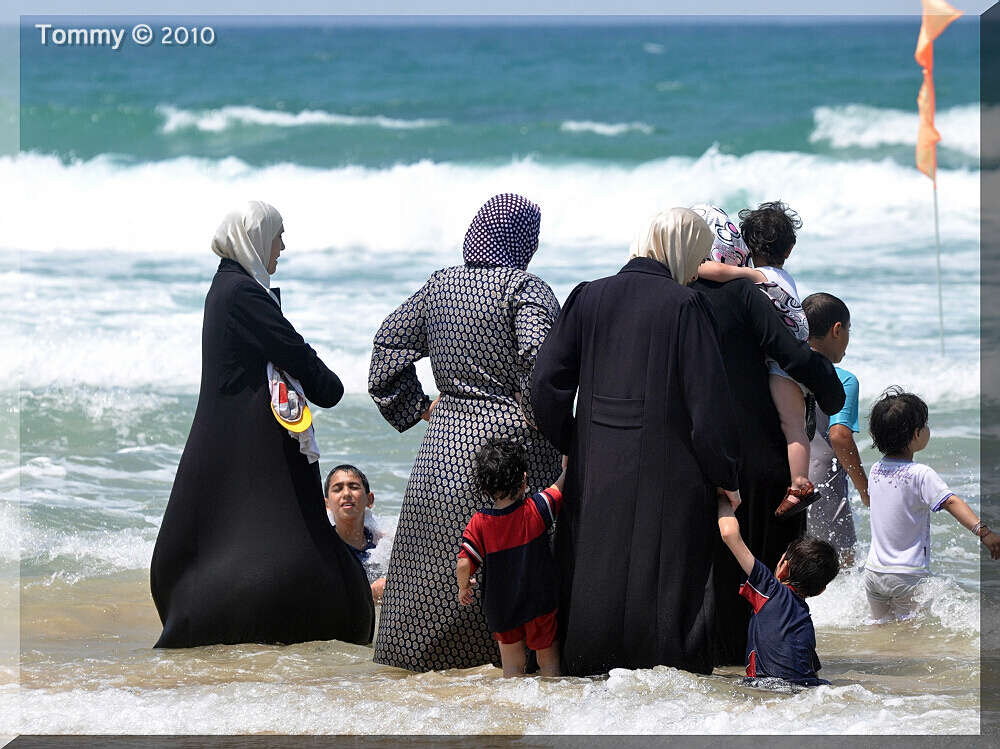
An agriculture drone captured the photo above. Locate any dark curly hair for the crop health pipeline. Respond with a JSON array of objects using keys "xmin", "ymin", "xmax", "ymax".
[
  {"xmin": 473, "ymin": 438, "xmax": 528, "ymax": 502},
  {"xmin": 783, "ymin": 535, "xmax": 839, "ymax": 597},
  {"xmin": 868, "ymin": 386, "xmax": 929, "ymax": 457},
  {"xmin": 738, "ymin": 200, "xmax": 802, "ymax": 267}
]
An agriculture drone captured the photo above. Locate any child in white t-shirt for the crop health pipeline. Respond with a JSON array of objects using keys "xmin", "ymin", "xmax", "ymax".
[
  {"xmin": 696, "ymin": 201, "xmax": 815, "ymax": 517},
  {"xmin": 865, "ymin": 387, "xmax": 1000, "ymax": 621}
]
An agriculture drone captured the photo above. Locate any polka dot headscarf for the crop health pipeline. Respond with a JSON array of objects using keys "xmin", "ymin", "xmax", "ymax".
[{"xmin": 462, "ymin": 194, "xmax": 541, "ymax": 271}]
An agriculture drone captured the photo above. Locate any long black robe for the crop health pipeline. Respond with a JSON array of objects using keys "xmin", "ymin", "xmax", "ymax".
[
  {"xmin": 690, "ymin": 277, "xmax": 845, "ymax": 667},
  {"xmin": 531, "ymin": 257, "xmax": 742, "ymax": 677},
  {"xmin": 151, "ymin": 259, "xmax": 374, "ymax": 648}
]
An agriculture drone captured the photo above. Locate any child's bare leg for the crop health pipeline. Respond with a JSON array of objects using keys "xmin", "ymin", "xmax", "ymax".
[
  {"xmin": 770, "ymin": 374, "xmax": 810, "ymax": 492},
  {"xmin": 535, "ymin": 641, "xmax": 561, "ymax": 677},
  {"xmin": 498, "ymin": 641, "xmax": 527, "ymax": 677}
]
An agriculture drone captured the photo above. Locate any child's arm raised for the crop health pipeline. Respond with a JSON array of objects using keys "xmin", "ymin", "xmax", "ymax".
[
  {"xmin": 550, "ymin": 455, "xmax": 569, "ymax": 494},
  {"xmin": 718, "ymin": 494, "xmax": 755, "ymax": 575},
  {"xmin": 829, "ymin": 424, "xmax": 870, "ymax": 506},
  {"xmin": 940, "ymin": 495, "xmax": 1000, "ymax": 560},
  {"xmin": 696, "ymin": 261, "xmax": 766, "ymax": 284}
]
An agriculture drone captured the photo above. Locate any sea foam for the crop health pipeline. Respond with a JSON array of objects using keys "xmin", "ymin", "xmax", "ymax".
[{"xmin": 0, "ymin": 148, "xmax": 980, "ymax": 256}]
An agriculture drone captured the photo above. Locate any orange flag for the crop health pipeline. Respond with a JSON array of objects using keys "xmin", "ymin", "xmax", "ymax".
[{"xmin": 915, "ymin": 0, "xmax": 963, "ymax": 184}]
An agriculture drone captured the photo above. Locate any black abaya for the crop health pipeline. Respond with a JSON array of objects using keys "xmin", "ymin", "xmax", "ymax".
[
  {"xmin": 690, "ymin": 277, "xmax": 845, "ymax": 667},
  {"xmin": 150, "ymin": 259, "xmax": 374, "ymax": 648},
  {"xmin": 531, "ymin": 257, "xmax": 742, "ymax": 676}
]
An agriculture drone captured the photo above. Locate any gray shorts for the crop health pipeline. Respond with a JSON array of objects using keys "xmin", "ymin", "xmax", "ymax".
[{"xmin": 864, "ymin": 568, "xmax": 927, "ymax": 622}]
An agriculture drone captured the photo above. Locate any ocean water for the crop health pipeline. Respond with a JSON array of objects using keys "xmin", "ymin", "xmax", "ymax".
[{"xmin": 0, "ymin": 17, "xmax": 986, "ymax": 735}]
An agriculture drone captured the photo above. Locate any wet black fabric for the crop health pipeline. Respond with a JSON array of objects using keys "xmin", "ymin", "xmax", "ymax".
[
  {"xmin": 150, "ymin": 259, "xmax": 374, "ymax": 648},
  {"xmin": 691, "ymin": 277, "xmax": 845, "ymax": 667},
  {"xmin": 531, "ymin": 257, "xmax": 742, "ymax": 676}
]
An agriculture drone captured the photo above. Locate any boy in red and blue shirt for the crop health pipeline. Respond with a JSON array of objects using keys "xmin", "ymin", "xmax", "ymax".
[
  {"xmin": 718, "ymin": 494, "xmax": 839, "ymax": 686},
  {"xmin": 457, "ymin": 439, "xmax": 566, "ymax": 677}
]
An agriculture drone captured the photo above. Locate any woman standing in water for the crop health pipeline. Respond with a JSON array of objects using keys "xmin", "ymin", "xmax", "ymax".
[
  {"xmin": 369, "ymin": 194, "xmax": 562, "ymax": 672},
  {"xmin": 531, "ymin": 207, "xmax": 742, "ymax": 677},
  {"xmin": 151, "ymin": 201, "xmax": 374, "ymax": 648}
]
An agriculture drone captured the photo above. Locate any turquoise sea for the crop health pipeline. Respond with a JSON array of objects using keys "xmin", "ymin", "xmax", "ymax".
[{"xmin": 0, "ymin": 17, "xmax": 985, "ymax": 735}]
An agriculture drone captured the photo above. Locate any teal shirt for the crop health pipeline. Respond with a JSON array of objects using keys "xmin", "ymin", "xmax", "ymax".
[{"xmin": 829, "ymin": 367, "xmax": 859, "ymax": 434}]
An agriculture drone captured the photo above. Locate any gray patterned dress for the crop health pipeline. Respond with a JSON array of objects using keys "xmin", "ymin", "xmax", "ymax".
[
  {"xmin": 368, "ymin": 194, "xmax": 562, "ymax": 672},
  {"xmin": 369, "ymin": 265, "xmax": 562, "ymax": 671}
]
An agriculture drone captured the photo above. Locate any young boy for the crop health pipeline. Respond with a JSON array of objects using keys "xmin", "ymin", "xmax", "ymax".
[
  {"xmin": 865, "ymin": 388, "xmax": 1000, "ymax": 621},
  {"xmin": 718, "ymin": 494, "xmax": 839, "ymax": 686},
  {"xmin": 697, "ymin": 201, "xmax": 817, "ymax": 516},
  {"xmin": 325, "ymin": 464, "xmax": 387, "ymax": 605},
  {"xmin": 802, "ymin": 293, "xmax": 868, "ymax": 566},
  {"xmin": 457, "ymin": 439, "xmax": 567, "ymax": 678}
]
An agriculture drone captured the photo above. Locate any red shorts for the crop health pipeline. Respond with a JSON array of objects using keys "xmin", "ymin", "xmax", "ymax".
[{"xmin": 493, "ymin": 608, "xmax": 558, "ymax": 651}]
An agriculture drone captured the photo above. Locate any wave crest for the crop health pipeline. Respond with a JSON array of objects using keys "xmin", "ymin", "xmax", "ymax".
[
  {"xmin": 810, "ymin": 103, "xmax": 979, "ymax": 157},
  {"xmin": 156, "ymin": 104, "xmax": 448, "ymax": 133}
]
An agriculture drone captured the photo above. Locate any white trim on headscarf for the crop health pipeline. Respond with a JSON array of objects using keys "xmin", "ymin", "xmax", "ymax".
[
  {"xmin": 211, "ymin": 201, "xmax": 283, "ymax": 304},
  {"xmin": 629, "ymin": 207, "xmax": 713, "ymax": 286}
]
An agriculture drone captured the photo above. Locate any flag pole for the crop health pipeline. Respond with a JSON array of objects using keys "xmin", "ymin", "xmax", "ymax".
[
  {"xmin": 914, "ymin": 0, "xmax": 962, "ymax": 358},
  {"xmin": 933, "ymin": 183, "xmax": 944, "ymax": 356}
]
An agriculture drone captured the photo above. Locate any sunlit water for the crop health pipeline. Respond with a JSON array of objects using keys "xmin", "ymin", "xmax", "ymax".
[{"xmin": 1, "ymin": 18, "xmax": 986, "ymax": 735}]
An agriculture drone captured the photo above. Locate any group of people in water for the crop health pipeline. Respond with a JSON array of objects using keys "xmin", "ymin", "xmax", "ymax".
[{"xmin": 149, "ymin": 194, "xmax": 1000, "ymax": 686}]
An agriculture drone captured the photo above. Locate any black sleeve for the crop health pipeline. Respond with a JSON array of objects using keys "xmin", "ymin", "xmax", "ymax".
[
  {"xmin": 530, "ymin": 282, "xmax": 587, "ymax": 455},
  {"xmin": 678, "ymin": 292, "xmax": 742, "ymax": 491},
  {"xmin": 739, "ymin": 280, "xmax": 845, "ymax": 416},
  {"xmin": 230, "ymin": 281, "xmax": 344, "ymax": 408}
]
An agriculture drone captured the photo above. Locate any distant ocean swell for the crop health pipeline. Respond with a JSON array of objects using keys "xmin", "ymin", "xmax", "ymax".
[{"xmin": 148, "ymin": 102, "xmax": 979, "ymax": 157}]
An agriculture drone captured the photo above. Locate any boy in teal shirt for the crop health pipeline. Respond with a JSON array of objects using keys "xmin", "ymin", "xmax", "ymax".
[{"xmin": 803, "ymin": 293, "xmax": 868, "ymax": 566}]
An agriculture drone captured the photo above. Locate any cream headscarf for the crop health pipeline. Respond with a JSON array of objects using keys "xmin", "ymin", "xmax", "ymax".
[
  {"xmin": 211, "ymin": 201, "xmax": 283, "ymax": 304},
  {"xmin": 629, "ymin": 207, "xmax": 713, "ymax": 286}
]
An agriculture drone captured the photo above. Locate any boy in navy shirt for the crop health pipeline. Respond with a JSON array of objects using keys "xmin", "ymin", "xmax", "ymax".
[
  {"xmin": 457, "ymin": 439, "xmax": 566, "ymax": 677},
  {"xmin": 718, "ymin": 495, "xmax": 839, "ymax": 686}
]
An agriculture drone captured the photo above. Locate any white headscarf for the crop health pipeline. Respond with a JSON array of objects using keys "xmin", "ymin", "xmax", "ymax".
[
  {"xmin": 629, "ymin": 207, "xmax": 713, "ymax": 285},
  {"xmin": 211, "ymin": 201, "xmax": 283, "ymax": 304}
]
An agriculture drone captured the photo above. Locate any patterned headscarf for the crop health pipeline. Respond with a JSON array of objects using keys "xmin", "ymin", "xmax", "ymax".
[
  {"xmin": 462, "ymin": 194, "xmax": 542, "ymax": 271},
  {"xmin": 212, "ymin": 201, "xmax": 283, "ymax": 303},
  {"xmin": 629, "ymin": 207, "xmax": 713, "ymax": 285},
  {"xmin": 690, "ymin": 203, "xmax": 751, "ymax": 267}
]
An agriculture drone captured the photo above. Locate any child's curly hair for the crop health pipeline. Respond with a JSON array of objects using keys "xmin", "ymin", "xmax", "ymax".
[
  {"xmin": 738, "ymin": 200, "xmax": 802, "ymax": 267},
  {"xmin": 473, "ymin": 438, "xmax": 528, "ymax": 502}
]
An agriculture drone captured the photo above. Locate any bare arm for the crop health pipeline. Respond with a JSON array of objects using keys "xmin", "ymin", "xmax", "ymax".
[
  {"xmin": 550, "ymin": 455, "xmax": 569, "ymax": 494},
  {"xmin": 697, "ymin": 261, "xmax": 766, "ymax": 284},
  {"xmin": 941, "ymin": 496, "xmax": 1000, "ymax": 560},
  {"xmin": 829, "ymin": 424, "xmax": 870, "ymax": 507},
  {"xmin": 457, "ymin": 557, "xmax": 476, "ymax": 604},
  {"xmin": 718, "ymin": 495, "xmax": 755, "ymax": 575}
]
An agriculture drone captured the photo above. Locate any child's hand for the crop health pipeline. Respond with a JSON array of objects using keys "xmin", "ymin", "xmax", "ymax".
[
  {"xmin": 717, "ymin": 487, "xmax": 741, "ymax": 510},
  {"xmin": 982, "ymin": 531, "xmax": 1000, "ymax": 560},
  {"xmin": 458, "ymin": 576, "xmax": 477, "ymax": 605}
]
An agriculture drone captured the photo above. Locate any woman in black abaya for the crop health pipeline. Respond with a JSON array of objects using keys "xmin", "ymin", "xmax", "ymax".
[
  {"xmin": 531, "ymin": 207, "xmax": 742, "ymax": 677},
  {"xmin": 150, "ymin": 201, "xmax": 374, "ymax": 648},
  {"xmin": 689, "ymin": 204, "xmax": 845, "ymax": 666}
]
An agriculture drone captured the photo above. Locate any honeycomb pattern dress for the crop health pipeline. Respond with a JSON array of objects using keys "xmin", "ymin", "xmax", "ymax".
[
  {"xmin": 368, "ymin": 194, "xmax": 562, "ymax": 672},
  {"xmin": 369, "ymin": 264, "xmax": 562, "ymax": 671}
]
